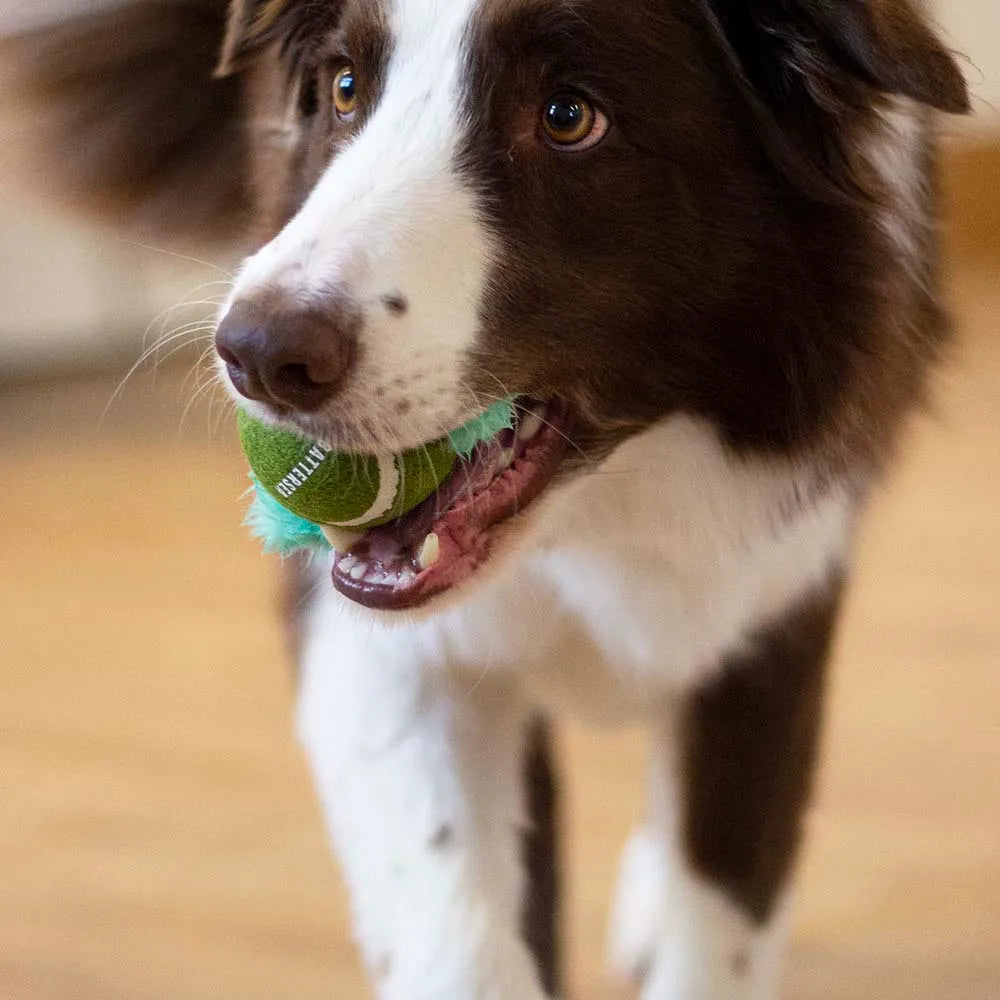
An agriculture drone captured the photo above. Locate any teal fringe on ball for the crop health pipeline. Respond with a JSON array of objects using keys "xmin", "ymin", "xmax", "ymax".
[
  {"xmin": 244, "ymin": 477, "xmax": 331, "ymax": 555},
  {"xmin": 448, "ymin": 398, "xmax": 516, "ymax": 458},
  {"xmin": 244, "ymin": 398, "xmax": 517, "ymax": 556}
]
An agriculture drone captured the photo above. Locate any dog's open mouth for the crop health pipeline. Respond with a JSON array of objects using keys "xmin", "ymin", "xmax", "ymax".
[{"xmin": 330, "ymin": 399, "xmax": 571, "ymax": 610}]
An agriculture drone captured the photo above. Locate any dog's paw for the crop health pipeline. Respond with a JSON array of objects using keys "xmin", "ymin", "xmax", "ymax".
[{"xmin": 607, "ymin": 825, "xmax": 668, "ymax": 985}]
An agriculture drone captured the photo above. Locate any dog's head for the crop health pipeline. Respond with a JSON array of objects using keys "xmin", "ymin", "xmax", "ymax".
[
  {"xmin": 3, "ymin": 0, "xmax": 967, "ymax": 611},
  {"xmin": 208, "ymin": 0, "xmax": 966, "ymax": 610}
]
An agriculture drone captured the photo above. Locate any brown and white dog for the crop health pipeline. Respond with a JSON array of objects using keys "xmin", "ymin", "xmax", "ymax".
[{"xmin": 4, "ymin": 1, "xmax": 969, "ymax": 996}]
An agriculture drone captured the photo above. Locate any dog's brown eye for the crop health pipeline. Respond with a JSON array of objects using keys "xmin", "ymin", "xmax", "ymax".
[
  {"xmin": 333, "ymin": 65, "xmax": 358, "ymax": 120},
  {"xmin": 541, "ymin": 94, "xmax": 607, "ymax": 150}
]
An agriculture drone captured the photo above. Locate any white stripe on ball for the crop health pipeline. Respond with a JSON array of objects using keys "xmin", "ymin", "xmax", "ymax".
[{"xmin": 335, "ymin": 453, "xmax": 401, "ymax": 528}]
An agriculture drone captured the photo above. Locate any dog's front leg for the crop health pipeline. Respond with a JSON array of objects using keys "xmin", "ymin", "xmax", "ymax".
[
  {"xmin": 296, "ymin": 597, "xmax": 555, "ymax": 1000},
  {"xmin": 611, "ymin": 580, "xmax": 843, "ymax": 1000}
]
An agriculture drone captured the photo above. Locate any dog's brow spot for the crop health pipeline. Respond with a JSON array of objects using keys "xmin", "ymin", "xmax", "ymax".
[
  {"xmin": 396, "ymin": 399, "xmax": 412, "ymax": 416},
  {"xmin": 633, "ymin": 957, "xmax": 652, "ymax": 982},
  {"xmin": 731, "ymin": 949, "xmax": 750, "ymax": 976},
  {"xmin": 382, "ymin": 293, "xmax": 409, "ymax": 316},
  {"xmin": 431, "ymin": 824, "xmax": 454, "ymax": 849}
]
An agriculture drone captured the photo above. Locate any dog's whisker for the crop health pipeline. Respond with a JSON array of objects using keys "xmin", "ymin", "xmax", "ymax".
[
  {"xmin": 151, "ymin": 321, "xmax": 217, "ymax": 349},
  {"xmin": 178, "ymin": 376, "xmax": 217, "ymax": 435},
  {"xmin": 206, "ymin": 386, "xmax": 239, "ymax": 439},
  {"xmin": 178, "ymin": 345, "xmax": 225, "ymax": 418},
  {"xmin": 141, "ymin": 291, "xmax": 228, "ymax": 353},
  {"xmin": 291, "ymin": 569, "xmax": 334, "ymax": 619},
  {"xmin": 428, "ymin": 413, "xmax": 477, "ymax": 507},
  {"xmin": 457, "ymin": 373, "xmax": 592, "ymax": 467},
  {"xmin": 179, "ymin": 380, "xmax": 215, "ymax": 427},
  {"xmin": 185, "ymin": 346, "xmax": 234, "ymax": 437},
  {"xmin": 180, "ymin": 342, "xmax": 221, "ymax": 396},
  {"xmin": 140, "ymin": 322, "xmax": 218, "ymax": 371},
  {"xmin": 120, "ymin": 239, "xmax": 235, "ymax": 279},
  {"xmin": 100, "ymin": 328, "xmax": 216, "ymax": 428}
]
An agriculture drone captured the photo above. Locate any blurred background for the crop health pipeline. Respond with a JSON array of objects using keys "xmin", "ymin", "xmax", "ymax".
[{"xmin": 1, "ymin": 3, "xmax": 998, "ymax": 999}]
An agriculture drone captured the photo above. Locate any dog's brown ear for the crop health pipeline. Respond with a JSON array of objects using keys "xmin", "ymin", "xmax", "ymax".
[
  {"xmin": 0, "ymin": 0, "xmax": 248, "ymax": 249},
  {"xmin": 217, "ymin": 0, "xmax": 287, "ymax": 76},
  {"xmin": 216, "ymin": 0, "xmax": 345, "ymax": 77},
  {"xmin": 705, "ymin": 0, "xmax": 970, "ymax": 115}
]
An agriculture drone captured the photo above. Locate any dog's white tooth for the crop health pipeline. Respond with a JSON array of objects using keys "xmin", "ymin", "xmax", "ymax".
[
  {"xmin": 350, "ymin": 563, "xmax": 368, "ymax": 580},
  {"xmin": 517, "ymin": 410, "xmax": 544, "ymax": 442},
  {"xmin": 322, "ymin": 525, "xmax": 365, "ymax": 552},
  {"xmin": 400, "ymin": 567, "xmax": 417, "ymax": 584},
  {"xmin": 417, "ymin": 532, "xmax": 441, "ymax": 570},
  {"xmin": 339, "ymin": 555, "xmax": 356, "ymax": 572},
  {"xmin": 496, "ymin": 448, "xmax": 516, "ymax": 472}
]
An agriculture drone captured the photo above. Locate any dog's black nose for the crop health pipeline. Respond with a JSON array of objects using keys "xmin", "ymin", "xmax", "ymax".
[{"xmin": 215, "ymin": 300, "xmax": 359, "ymax": 412}]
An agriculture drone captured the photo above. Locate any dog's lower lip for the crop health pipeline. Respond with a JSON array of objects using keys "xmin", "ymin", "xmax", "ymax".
[{"xmin": 330, "ymin": 399, "xmax": 571, "ymax": 611}]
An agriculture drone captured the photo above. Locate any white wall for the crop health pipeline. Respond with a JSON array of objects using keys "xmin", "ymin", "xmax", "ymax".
[
  {"xmin": 935, "ymin": 0, "xmax": 1000, "ymax": 135},
  {"xmin": 0, "ymin": 194, "xmax": 223, "ymax": 379},
  {"xmin": 0, "ymin": 198, "xmax": 147, "ymax": 374}
]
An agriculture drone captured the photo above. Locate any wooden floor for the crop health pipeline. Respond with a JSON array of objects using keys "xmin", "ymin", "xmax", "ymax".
[{"xmin": 2, "ymin": 199, "xmax": 998, "ymax": 1000}]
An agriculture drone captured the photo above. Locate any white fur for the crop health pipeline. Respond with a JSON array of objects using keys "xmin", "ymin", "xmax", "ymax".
[
  {"xmin": 865, "ymin": 98, "xmax": 931, "ymax": 282},
  {"xmin": 297, "ymin": 588, "xmax": 549, "ymax": 1000},
  {"xmin": 612, "ymin": 827, "xmax": 792, "ymax": 1000},
  {"xmin": 609, "ymin": 718, "xmax": 791, "ymax": 1000},
  {"xmin": 226, "ymin": 0, "xmax": 495, "ymax": 454},
  {"xmin": 521, "ymin": 417, "xmax": 853, "ymax": 715},
  {"xmin": 639, "ymin": 875, "xmax": 792, "ymax": 1000}
]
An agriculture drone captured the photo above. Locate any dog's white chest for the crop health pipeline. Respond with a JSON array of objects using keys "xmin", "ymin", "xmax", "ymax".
[{"xmin": 519, "ymin": 418, "xmax": 855, "ymax": 717}]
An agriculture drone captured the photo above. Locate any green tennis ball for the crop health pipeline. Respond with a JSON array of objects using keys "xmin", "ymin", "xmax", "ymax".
[{"xmin": 237, "ymin": 410, "xmax": 456, "ymax": 530}]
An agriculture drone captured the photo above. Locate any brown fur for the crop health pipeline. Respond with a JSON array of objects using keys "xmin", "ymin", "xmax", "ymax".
[
  {"xmin": 225, "ymin": 2, "xmax": 392, "ymax": 243},
  {"xmin": 681, "ymin": 578, "xmax": 844, "ymax": 923},
  {"xmin": 455, "ymin": 0, "xmax": 965, "ymax": 482},
  {"xmin": 520, "ymin": 718, "xmax": 561, "ymax": 997}
]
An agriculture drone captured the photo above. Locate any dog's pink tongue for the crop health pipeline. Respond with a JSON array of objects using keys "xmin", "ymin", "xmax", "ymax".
[
  {"xmin": 407, "ymin": 452, "xmax": 550, "ymax": 595},
  {"xmin": 330, "ymin": 408, "xmax": 569, "ymax": 611}
]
